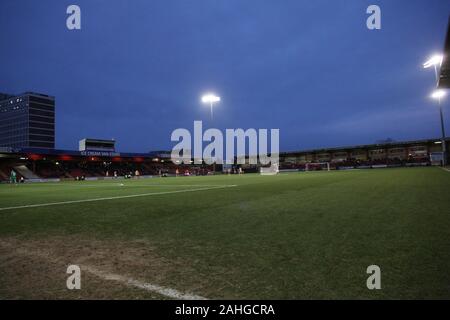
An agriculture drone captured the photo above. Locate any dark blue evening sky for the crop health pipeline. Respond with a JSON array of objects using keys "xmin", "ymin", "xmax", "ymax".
[{"xmin": 1, "ymin": 0, "xmax": 449, "ymax": 152}]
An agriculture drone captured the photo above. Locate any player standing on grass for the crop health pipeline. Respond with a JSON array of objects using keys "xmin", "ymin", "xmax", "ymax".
[{"xmin": 10, "ymin": 169, "xmax": 17, "ymax": 185}]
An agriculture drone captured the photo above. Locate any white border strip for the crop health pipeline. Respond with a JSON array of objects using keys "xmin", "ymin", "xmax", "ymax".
[{"xmin": 0, "ymin": 185, "xmax": 236, "ymax": 212}]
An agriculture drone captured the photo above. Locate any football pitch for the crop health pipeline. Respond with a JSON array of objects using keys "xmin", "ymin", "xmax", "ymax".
[{"xmin": 0, "ymin": 167, "xmax": 449, "ymax": 299}]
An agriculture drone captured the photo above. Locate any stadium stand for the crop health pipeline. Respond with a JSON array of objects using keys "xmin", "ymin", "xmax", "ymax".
[
  {"xmin": 0, "ymin": 137, "xmax": 449, "ymax": 182},
  {"xmin": 13, "ymin": 165, "xmax": 40, "ymax": 179}
]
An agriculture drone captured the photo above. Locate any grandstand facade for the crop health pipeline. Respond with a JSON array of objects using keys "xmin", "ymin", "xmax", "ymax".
[
  {"xmin": 279, "ymin": 138, "xmax": 450, "ymax": 171},
  {"xmin": 0, "ymin": 137, "xmax": 448, "ymax": 182}
]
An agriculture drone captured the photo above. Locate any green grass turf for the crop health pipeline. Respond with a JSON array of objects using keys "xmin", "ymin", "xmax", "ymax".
[{"xmin": 0, "ymin": 167, "xmax": 449, "ymax": 299}]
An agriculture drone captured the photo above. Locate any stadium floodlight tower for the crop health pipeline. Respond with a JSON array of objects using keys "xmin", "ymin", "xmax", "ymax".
[
  {"xmin": 201, "ymin": 93, "xmax": 221, "ymax": 120},
  {"xmin": 423, "ymin": 54, "xmax": 447, "ymax": 165},
  {"xmin": 431, "ymin": 89, "xmax": 447, "ymax": 165}
]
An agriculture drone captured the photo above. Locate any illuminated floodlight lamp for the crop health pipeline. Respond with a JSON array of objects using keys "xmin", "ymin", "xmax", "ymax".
[
  {"xmin": 202, "ymin": 94, "xmax": 221, "ymax": 103},
  {"xmin": 201, "ymin": 93, "xmax": 221, "ymax": 119},
  {"xmin": 430, "ymin": 90, "xmax": 446, "ymax": 100},
  {"xmin": 423, "ymin": 55, "xmax": 443, "ymax": 68}
]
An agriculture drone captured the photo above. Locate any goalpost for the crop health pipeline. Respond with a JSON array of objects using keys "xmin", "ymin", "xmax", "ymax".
[
  {"xmin": 260, "ymin": 163, "xmax": 279, "ymax": 175},
  {"xmin": 305, "ymin": 162, "xmax": 330, "ymax": 172}
]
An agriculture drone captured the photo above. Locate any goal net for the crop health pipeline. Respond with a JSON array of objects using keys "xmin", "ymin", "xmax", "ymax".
[
  {"xmin": 305, "ymin": 162, "xmax": 330, "ymax": 171},
  {"xmin": 260, "ymin": 163, "xmax": 279, "ymax": 175}
]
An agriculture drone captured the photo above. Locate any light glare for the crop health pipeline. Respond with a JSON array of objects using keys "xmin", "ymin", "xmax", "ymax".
[
  {"xmin": 423, "ymin": 55, "xmax": 443, "ymax": 68},
  {"xmin": 201, "ymin": 94, "xmax": 221, "ymax": 103},
  {"xmin": 430, "ymin": 90, "xmax": 446, "ymax": 100}
]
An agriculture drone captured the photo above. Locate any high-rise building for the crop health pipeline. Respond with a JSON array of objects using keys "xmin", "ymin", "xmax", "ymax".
[{"xmin": 0, "ymin": 92, "xmax": 55, "ymax": 149}]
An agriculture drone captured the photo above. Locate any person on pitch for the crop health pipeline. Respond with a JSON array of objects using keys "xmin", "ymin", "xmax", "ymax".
[{"xmin": 10, "ymin": 169, "xmax": 17, "ymax": 184}]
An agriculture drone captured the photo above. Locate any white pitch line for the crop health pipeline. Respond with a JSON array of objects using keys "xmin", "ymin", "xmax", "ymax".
[
  {"xmin": 0, "ymin": 185, "xmax": 237, "ymax": 212},
  {"xmin": 82, "ymin": 265, "xmax": 207, "ymax": 300},
  {"xmin": 6, "ymin": 183, "xmax": 235, "ymax": 188},
  {"xmin": 440, "ymin": 167, "xmax": 450, "ymax": 172}
]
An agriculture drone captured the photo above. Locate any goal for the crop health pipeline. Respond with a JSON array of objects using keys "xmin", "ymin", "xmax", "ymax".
[
  {"xmin": 305, "ymin": 162, "xmax": 330, "ymax": 171},
  {"xmin": 260, "ymin": 163, "xmax": 279, "ymax": 175}
]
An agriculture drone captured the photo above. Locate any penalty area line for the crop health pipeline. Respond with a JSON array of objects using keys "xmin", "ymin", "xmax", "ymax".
[
  {"xmin": 82, "ymin": 265, "xmax": 207, "ymax": 300},
  {"xmin": 0, "ymin": 185, "xmax": 237, "ymax": 212}
]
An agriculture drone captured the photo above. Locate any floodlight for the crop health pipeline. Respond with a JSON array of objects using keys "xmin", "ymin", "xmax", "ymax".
[
  {"xmin": 423, "ymin": 55, "xmax": 443, "ymax": 68},
  {"xmin": 430, "ymin": 90, "xmax": 446, "ymax": 100},
  {"xmin": 201, "ymin": 94, "xmax": 221, "ymax": 103},
  {"xmin": 423, "ymin": 53, "xmax": 447, "ymax": 166},
  {"xmin": 201, "ymin": 93, "xmax": 221, "ymax": 119}
]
